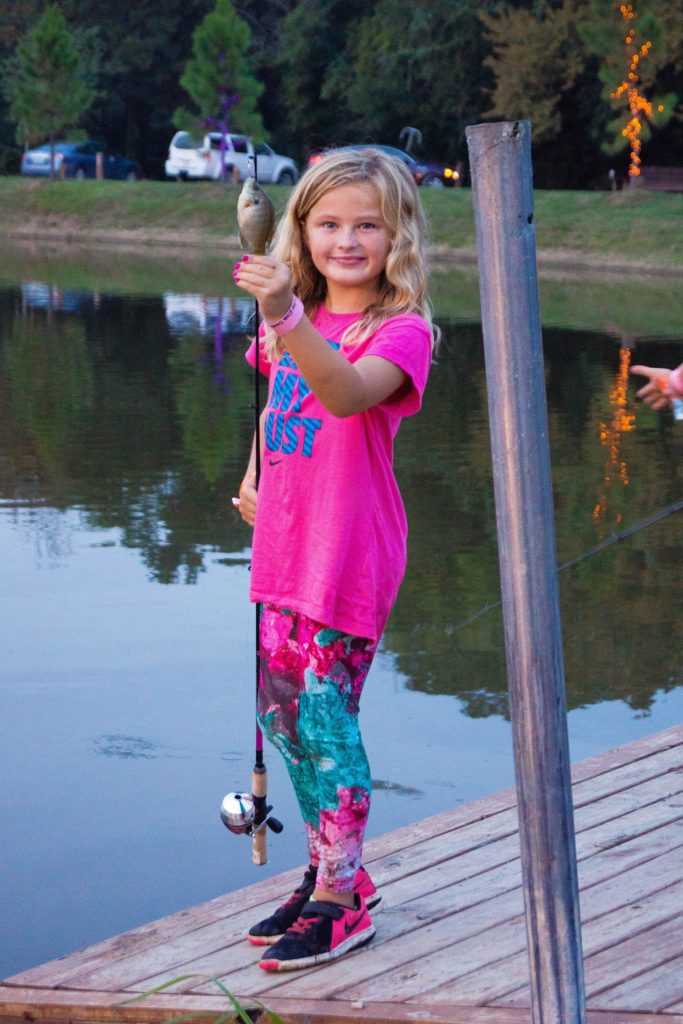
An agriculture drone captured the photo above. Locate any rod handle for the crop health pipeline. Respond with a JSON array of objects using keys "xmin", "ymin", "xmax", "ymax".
[
  {"xmin": 252, "ymin": 764, "xmax": 267, "ymax": 797},
  {"xmin": 252, "ymin": 824, "xmax": 267, "ymax": 865},
  {"xmin": 251, "ymin": 765, "xmax": 267, "ymax": 865}
]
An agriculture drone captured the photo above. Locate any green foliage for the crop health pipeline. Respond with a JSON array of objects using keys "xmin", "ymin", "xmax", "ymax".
[
  {"xmin": 3, "ymin": 4, "xmax": 95, "ymax": 150},
  {"xmin": 482, "ymin": 0, "xmax": 588, "ymax": 142},
  {"xmin": 329, "ymin": 0, "xmax": 491, "ymax": 162},
  {"xmin": 0, "ymin": 0, "xmax": 682, "ymax": 185},
  {"xmin": 585, "ymin": 0, "xmax": 680, "ymax": 159},
  {"xmin": 483, "ymin": 0, "xmax": 683, "ymax": 182},
  {"xmin": 270, "ymin": 0, "xmax": 367, "ymax": 154},
  {"xmin": 175, "ymin": 0, "xmax": 265, "ymax": 138}
]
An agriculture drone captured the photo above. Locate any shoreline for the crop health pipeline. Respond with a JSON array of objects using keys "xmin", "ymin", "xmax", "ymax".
[{"xmin": 2, "ymin": 223, "xmax": 682, "ymax": 280}]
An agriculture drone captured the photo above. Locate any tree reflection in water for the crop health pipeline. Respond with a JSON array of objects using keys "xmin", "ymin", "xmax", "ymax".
[{"xmin": 0, "ymin": 285, "xmax": 681, "ymax": 715}]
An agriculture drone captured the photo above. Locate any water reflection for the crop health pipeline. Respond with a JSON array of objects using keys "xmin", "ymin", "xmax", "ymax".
[
  {"xmin": 0, "ymin": 282, "xmax": 681, "ymax": 717},
  {"xmin": 593, "ymin": 343, "xmax": 637, "ymax": 531},
  {"xmin": 1, "ymin": 269, "xmax": 682, "ymax": 979}
]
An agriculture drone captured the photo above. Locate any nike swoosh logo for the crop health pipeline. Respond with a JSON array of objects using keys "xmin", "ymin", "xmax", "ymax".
[
  {"xmin": 344, "ymin": 912, "xmax": 365, "ymax": 936},
  {"xmin": 268, "ymin": 458, "xmax": 282, "ymax": 466}
]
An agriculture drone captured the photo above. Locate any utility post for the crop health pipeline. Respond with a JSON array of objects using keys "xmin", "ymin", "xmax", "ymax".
[{"xmin": 465, "ymin": 120, "xmax": 586, "ymax": 1024}]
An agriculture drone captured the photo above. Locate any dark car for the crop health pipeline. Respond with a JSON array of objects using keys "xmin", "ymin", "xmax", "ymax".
[
  {"xmin": 20, "ymin": 141, "xmax": 142, "ymax": 180},
  {"xmin": 307, "ymin": 144, "xmax": 460, "ymax": 187}
]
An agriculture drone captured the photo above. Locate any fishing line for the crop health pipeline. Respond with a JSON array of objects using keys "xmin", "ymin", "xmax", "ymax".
[
  {"xmin": 450, "ymin": 496, "xmax": 683, "ymax": 635},
  {"xmin": 220, "ymin": 154, "xmax": 282, "ymax": 861}
]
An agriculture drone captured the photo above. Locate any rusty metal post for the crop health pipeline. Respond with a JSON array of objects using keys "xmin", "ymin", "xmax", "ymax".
[{"xmin": 465, "ymin": 120, "xmax": 586, "ymax": 1024}]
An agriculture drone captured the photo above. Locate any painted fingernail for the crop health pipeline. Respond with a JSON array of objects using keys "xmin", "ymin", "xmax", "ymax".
[
  {"xmin": 234, "ymin": 261, "xmax": 241, "ymax": 269},
  {"xmin": 242, "ymin": 254, "xmax": 249, "ymax": 262}
]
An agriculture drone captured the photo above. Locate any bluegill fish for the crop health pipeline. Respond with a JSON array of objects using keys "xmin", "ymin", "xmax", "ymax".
[{"xmin": 237, "ymin": 177, "xmax": 275, "ymax": 254}]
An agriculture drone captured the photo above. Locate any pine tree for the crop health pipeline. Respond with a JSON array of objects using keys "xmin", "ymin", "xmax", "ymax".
[
  {"xmin": 4, "ymin": 4, "xmax": 95, "ymax": 176},
  {"xmin": 174, "ymin": 0, "xmax": 264, "ymax": 142}
]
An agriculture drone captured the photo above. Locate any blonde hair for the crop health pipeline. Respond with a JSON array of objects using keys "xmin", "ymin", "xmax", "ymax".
[{"xmin": 263, "ymin": 147, "xmax": 438, "ymax": 360}]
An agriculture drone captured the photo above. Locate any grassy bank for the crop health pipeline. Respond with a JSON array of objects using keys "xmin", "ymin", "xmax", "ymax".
[{"xmin": 1, "ymin": 176, "xmax": 682, "ymax": 272}]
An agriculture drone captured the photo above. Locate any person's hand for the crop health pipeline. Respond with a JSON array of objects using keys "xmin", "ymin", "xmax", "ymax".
[
  {"xmin": 236, "ymin": 471, "xmax": 258, "ymax": 527},
  {"xmin": 233, "ymin": 254, "xmax": 293, "ymax": 325},
  {"xmin": 630, "ymin": 365, "xmax": 674, "ymax": 410}
]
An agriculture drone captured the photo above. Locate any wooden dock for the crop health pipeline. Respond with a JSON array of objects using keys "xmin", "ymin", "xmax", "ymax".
[{"xmin": 4, "ymin": 723, "xmax": 683, "ymax": 1024}]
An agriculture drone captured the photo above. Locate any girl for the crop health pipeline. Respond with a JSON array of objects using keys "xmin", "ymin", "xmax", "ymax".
[{"xmin": 233, "ymin": 148, "xmax": 437, "ymax": 971}]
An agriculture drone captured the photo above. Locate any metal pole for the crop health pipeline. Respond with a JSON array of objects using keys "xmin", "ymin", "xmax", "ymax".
[{"xmin": 465, "ymin": 121, "xmax": 586, "ymax": 1024}]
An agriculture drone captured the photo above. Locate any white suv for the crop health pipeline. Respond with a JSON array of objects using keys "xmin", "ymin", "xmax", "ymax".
[{"xmin": 165, "ymin": 131, "xmax": 298, "ymax": 184}]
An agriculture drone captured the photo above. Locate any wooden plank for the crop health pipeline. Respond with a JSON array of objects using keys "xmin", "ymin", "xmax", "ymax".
[
  {"xmin": 10, "ymin": 728, "xmax": 683, "ymax": 994},
  {"xmin": 115, "ymin": 792, "xmax": 683, "ymax": 998},
  {"xmin": 2, "ymin": 864, "xmax": 310, "ymax": 988},
  {"xmin": 17, "ymin": 767, "xmax": 683, "ymax": 1004},
  {"xmin": 400, "ymin": 845, "xmax": 683, "ymax": 1005},
  {"xmin": 572, "ymin": 743, "xmax": 683, "ymax": 808},
  {"xmin": 5, "ymin": 725, "xmax": 683, "ymax": 1024},
  {"xmin": 412, "ymin": 846, "xmax": 683, "ymax": 1006},
  {"xmin": 585, "ymin": 916, "xmax": 683, "ymax": 998},
  {"xmin": 341, "ymin": 870, "xmax": 683, "ymax": 1005},
  {"xmin": 590, "ymin": 952, "xmax": 683, "ymax": 1011},
  {"xmin": 11, "ymin": 726, "xmax": 683, "ymax": 990},
  {"xmin": 493, "ymin": 877, "xmax": 683, "ymax": 1007},
  {"xmin": 194, "ymin": 812, "xmax": 683, "ymax": 1001},
  {"xmin": 4, "ymin": 986, "xmax": 683, "ymax": 1024}
]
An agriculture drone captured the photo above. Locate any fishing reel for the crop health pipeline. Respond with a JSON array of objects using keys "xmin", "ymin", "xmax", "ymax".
[{"xmin": 220, "ymin": 791, "xmax": 284, "ymax": 837}]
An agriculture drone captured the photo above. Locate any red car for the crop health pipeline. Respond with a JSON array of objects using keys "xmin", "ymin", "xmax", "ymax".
[{"xmin": 306, "ymin": 144, "xmax": 460, "ymax": 187}]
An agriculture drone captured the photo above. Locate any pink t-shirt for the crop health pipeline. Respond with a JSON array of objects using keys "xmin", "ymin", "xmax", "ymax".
[{"xmin": 245, "ymin": 306, "xmax": 432, "ymax": 641}]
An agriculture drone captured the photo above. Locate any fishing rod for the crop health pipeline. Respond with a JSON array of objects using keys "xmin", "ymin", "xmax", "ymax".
[
  {"xmin": 221, "ymin": 154, "xmax": 282, "ymax": 864},
  {"xmin": 449, "ymin": 495, "xmax": 683, "ymax": 635}
]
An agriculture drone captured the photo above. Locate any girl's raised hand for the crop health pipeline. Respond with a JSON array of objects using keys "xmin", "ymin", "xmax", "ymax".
[{"xmin": 233, "ymin": 255, "xmax": 293, "ymax": 325}]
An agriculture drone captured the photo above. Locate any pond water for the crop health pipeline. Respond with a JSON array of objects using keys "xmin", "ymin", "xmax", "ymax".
[{"xmin": 1, "ymin": 250, "xmax": 682, "ymax": 978}]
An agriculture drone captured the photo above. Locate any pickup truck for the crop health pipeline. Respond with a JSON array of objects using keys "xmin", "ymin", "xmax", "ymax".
[{"xmin": 165, "ymin": 131, "xmax": 298, "ymax": 184}]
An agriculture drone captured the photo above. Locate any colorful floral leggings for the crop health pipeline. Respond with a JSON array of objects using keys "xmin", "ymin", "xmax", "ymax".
[{"xmin": 257, "ymin": 604, "xmax": 378, "ymax": 893}]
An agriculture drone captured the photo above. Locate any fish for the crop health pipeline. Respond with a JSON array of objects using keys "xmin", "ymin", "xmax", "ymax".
[{"xmin": 237, "ymin": 176, "xmax": 275, "ymax": 254}]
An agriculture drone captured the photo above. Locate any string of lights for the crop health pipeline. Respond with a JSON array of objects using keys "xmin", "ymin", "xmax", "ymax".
[{"xmin": 610, "ymin": 2, "xmax": 665, "ymax": 177}]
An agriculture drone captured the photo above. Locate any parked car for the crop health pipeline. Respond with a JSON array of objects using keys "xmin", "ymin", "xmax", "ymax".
[
  {"xmin": 20, "ymin": 141, "xmax": 142, "ymax": 180},
  {"xmin": 307, "ymin": 144, "xmax": 460, "ymax": 188},
  {"xmin": 165, "ymin": 131, "xmax": 298, "ymax": 184}
]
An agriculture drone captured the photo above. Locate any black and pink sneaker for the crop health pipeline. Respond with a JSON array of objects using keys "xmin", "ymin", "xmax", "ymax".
[
  {"xmin": 259, "ymin": 895, "xmax": 375, "ymax": 971},
  {"xmin": 247, "ymin": 864, "xmax": 379, "ymax": 946}
]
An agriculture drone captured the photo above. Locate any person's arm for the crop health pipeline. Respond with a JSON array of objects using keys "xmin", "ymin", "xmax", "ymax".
[
  {"xmin": 234, "ymin": 256, "xmax": 407, "ymax": 417},
  {"xmin": 236, "ymin": 406, "xmax": 269, "ymax": 527},
  {"xmin": 630, "ymin": 363, "xmax": 683, "ymax": 411}
]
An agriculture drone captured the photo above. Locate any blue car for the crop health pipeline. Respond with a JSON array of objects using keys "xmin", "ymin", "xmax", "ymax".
[
  {"xmin": 307, "ymin": 144, "xmax": 461, "ymax": 187},
  {"xmin": 20, "ymin": 141, "xmax": 142, "ymax": 180}
]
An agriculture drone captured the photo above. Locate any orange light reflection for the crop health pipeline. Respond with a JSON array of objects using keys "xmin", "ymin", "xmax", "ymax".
[{"xmin": 593, "ymin": 346, "xmax": 636, "ymax": 531}]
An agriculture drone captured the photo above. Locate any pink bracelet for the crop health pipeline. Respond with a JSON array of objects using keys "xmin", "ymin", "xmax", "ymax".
[
  {"xmin": 266, "ymin": 295, "xmax": 304, "ymax": 334},
  {"xmin": 668, "ymin": 364, "xmax": 683, "ymax": 397}
]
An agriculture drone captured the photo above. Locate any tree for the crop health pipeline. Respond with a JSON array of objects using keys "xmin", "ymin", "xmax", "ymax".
[
  {"xmin": 483, "ymin": 0, "xmax": 683, "ymax": 185},
  {"xmin": 328, "ymin": 0, "xmax": 492, "ymax": 163},
  {"xmin": 174, "ymin": 0, "xmax": 265, "ymax": 141},
  {"xmin": 4, "ymin": 4, "xmax": 95, "ymax": 174},
  {"xmin": 582, "ymin": 0, "xmax": 678, "ymax": 176},
  {"xmin": 482, "ymin": 1, "xmax": 588, "ymax": 143},
  {"xmin": 269, "ymin": 0, "xmax": 366, "ymax": 157}
]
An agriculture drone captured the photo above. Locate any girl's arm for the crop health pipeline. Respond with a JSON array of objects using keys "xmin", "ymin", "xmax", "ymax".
[
  {"xmin": 234, "ymin": 257, "xmax": 408, "ymax": 418},
  {"xmin": 237, "ymin": 406, "xmax": 268, "ymax": 527},
  {"xmin": 238, "ymin": 435, "xmax": 257, "ymax": 527}
]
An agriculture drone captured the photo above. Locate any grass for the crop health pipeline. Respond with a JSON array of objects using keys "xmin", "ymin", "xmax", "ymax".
[
  {"xmin": 0, "ymin": 176, "xmax": 682, "ymax": 338},
  {"xmin": 0, "ymin": 176, "xmax": 682, "ymax": 271}
]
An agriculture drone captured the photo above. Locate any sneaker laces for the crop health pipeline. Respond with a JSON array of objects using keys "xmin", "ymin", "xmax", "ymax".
[{"xmin": 288, "ymin": 913, "xmax": 320, "ymax": 936}]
